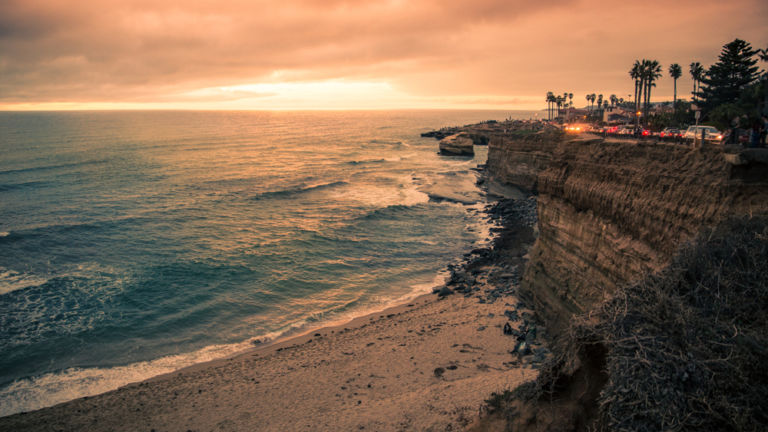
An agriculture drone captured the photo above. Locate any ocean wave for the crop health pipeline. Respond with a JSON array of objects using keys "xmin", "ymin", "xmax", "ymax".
[
  {"xmin": 368, "ymin": 139, "xmax": 403, "ymax": 146},
  {"xmin": 251, "ymin": 181, "xmax": 348, "ymax": 201},
  {"xmin": 11, "ymin": 216, "xmax": 150, "ymax": 239},
  {"xmin": 425, "ymin": 191, "xmax": 482, "ymax": 205},
  {"xmin": 345, "ymin": 155, "xmax": 404, "ymax": 166},
  {"xmin": 0, "ymin": 267, "xmax": 49, "ymax": 296},
  {"xmin": 0, "ymin": 231, "xmax": 9, "ymax": 238},
  {"xmin": 0, "ymin": 181, "xmax": 50, "ymax": 192},
  {"xmin": 345, "ymin": 158, "xmax": 387, "ymax": 165},
  {"xmin": 0, "ymin": 339, "xmax": 254, "ymax": 417},
  {"xmin": 328, "ymin": 181, "xmax": 429, "ymax": 208},
  {"xmin": 0, "ymin": 159, "xmax": 108, "ymax": 177}
]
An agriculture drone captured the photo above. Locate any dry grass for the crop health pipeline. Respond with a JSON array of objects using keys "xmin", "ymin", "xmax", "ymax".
[
  {"xmin": 486, "ymin": 216, "xmax": 768, "ymax": 431},
  {"xmin": 591, "ymin": 216, "xmax": 768, "ymax": 431}
]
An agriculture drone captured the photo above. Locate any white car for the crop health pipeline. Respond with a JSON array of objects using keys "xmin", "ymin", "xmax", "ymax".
[{"xmin": 683, "ymin": 126, "xmax": 722, "ymax": 143}]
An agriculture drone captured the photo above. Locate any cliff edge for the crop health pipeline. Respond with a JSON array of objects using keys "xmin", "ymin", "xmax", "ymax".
[{"xmin": 477, "ymin": 131, "xmax": 768, "ymax": 431}]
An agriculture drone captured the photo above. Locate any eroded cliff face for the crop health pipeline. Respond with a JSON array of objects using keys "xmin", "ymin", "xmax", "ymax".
[
  {"xmin": 485, "ymin": 130, "xmax": 561, "ymax": 193},
  {"xmin": 488, "ymin": 133, "xmax": 768, "ymax": 331}
]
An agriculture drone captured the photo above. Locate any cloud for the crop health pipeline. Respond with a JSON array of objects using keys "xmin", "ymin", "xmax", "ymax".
[
  {"xmin": 0, "ymin": 0, "xmax": 766, "ymax": 108},
  {"xmin": 0, "ymin": 0, "xmax": 576, "ymax": 102}
]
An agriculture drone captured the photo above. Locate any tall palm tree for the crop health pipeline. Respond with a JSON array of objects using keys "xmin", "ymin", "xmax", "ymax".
[
  {"xmin": 689, "ymin": 62, "xmax": 704, "ymax": 103},
  {"xmin": 597, "ymin": 94, "xmax": 603, "ymax": 119},
  {"xmin": 643, "ymin": 60, "xmax": 662, "ymax": 119},
  {"xmin": 668, "ymin": 63, "xmax": 682, "ymax": 108},
  {"xmin": 629, "ymin": 60, "xmax": 643, "ymax": 115},
  {"xmin": 609, "ymin": 94, "xmax": 617, "ymax": 110},
  {"xmin": 546, "ymin": 91, "xmax": 555, "ymax": 120}
]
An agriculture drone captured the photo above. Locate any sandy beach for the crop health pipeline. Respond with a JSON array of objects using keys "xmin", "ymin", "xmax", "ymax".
[{"xmin": 0, "ymin": 199, "xmax": 546, "ymax": 431}]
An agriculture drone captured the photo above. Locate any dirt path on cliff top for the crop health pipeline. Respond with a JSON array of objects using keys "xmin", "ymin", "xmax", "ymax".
[{"xmin": 1, "ymin": 282, "xmax": 545, "ymax": 432}]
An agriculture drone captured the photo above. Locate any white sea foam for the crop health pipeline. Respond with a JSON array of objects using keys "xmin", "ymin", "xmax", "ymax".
[
  {"xmin": 330, "ymin": 177, "xmax": 430, "ymax": 208},
  {"xmin": 0, "ymin": 339, "xmax": 257, "ymax": 417},
  {"xmin": 0, "ymin": 231, "xmax": 9, "ymax": 237}
]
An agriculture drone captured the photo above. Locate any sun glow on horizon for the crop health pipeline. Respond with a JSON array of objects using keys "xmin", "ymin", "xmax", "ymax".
[
  {"xmin": 0, "ymin": 80, "xmax": 543, "ymax": 111},
  {"xmin": 184, "ymin": 80, "xmax": 427, "ymax": 109}
]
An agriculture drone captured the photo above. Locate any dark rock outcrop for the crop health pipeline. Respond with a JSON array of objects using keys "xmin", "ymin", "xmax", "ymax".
[{"xmin": 438, "ymin": 133, "xmax": 474, "ymax": 156}]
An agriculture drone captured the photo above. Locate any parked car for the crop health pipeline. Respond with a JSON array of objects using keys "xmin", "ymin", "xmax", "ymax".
[
  {"xmin": 616, "ymin": 125, "xmax": 650, "ymax": 137},
  {"xmin": 617, "ymin": 125, "xmax": 635, "ymax": 135},
  {"xmin": 683, "ymin": 125, "xmax": 723, "ymax": 143},
  {"xmin": 660, "ymin": 127, "xmax": 682, "ymax": 139},
  {"xmin": 564, "ymin": 123, "xmax": 589, "ymax": 134}
]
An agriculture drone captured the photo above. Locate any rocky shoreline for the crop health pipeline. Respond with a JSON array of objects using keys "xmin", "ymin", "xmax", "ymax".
[{"xmin": 435, "ymin": 196, "xmax": 550, "ymax": 368}]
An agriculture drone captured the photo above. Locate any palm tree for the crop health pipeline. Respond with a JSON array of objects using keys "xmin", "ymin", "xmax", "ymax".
[
  {"xmin": 609, "ymin": 94, "xmax": 617, "ymax": 111},
  {"xmin": 643, "ymin": 60, "xmax": 662, "ymax": 119},
  {"xmin": 546, "ymin": 91, "xmax": 555, "ymax": 120},
  {"xmin": 668, "ymin": 63, "xmax": 682, "ymax": 109},
  {"xmin": 689, "ymin": 62, "xmax": 704, "ymax": 103},
  {"xmin": 588, "ymin": 93, "xmax": 596, "ymax": 114},
  {"xmin": 630, "ymin": 60, "xmax": 643, "ymax": 115},
  {"xmin": 596, "ymin": 94, "xmax": 604, "ymax": 119}
]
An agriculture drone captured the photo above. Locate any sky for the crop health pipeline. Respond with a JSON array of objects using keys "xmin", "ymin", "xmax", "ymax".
[{"xmin": 1, "ymin": 0, "xmax": 766, "ymax": 111}]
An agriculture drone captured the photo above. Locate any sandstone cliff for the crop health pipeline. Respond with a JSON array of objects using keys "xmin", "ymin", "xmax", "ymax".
[
  {"xmin": 479, "ymin": 131, "xmax": 768, "ymax": 431},
  {"xmin": 487, "ymin": 133, "xmax": 768, "ymax": 331}
]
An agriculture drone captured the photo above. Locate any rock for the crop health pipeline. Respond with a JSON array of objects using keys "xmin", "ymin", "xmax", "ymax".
[
  {"xmin": 434, "ymin": 367, "xmax": 445, "ymax": 378},
  {"xmin": 435, "ymin": 286, "xmax": 453, "ymax": 297},
  {"xmin": 503, "ymin": 322, "xmax": 513, "ymax": 335},
  {"xmin": 512, "ymin": 341, "xmax": 531, "ymax": 356},
  {"xmin": 439, "ymin": 133, "xmax": 474, "ymax": 156}
]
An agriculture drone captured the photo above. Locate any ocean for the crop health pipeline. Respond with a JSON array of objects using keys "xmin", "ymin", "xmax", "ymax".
[{"xmin": 0, "ymin": 109, "xmax": 538, "ymax": 416}]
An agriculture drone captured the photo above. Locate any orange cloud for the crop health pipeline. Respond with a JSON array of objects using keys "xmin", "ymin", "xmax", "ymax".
[{"xmin": 0, "ymin": 0, "xmax": 766, "ymax": 109}]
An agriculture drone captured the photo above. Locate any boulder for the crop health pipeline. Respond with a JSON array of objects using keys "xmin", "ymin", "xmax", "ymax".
[{"xmin": 439, "ymin": 133, "xmax": 474, "ymax": 156}]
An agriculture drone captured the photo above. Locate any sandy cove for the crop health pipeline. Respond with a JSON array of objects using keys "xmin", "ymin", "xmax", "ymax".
[{"xmin": 0, "ymin": 200, "xmax": 545, "ymax": 431}]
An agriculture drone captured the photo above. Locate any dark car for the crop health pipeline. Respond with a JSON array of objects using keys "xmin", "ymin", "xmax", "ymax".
[{"xmin": 660, "ymin": 127, "xmax": 681, "ymax": 138}]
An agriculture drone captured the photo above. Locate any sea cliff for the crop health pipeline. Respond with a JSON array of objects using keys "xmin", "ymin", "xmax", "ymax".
[
  {"xmin": 487, "ymin": 133, "xmax": 768, "ymax": 331},
  {"xmin": 478, "ymin": 128, "xmax": 768, "ymax": 431}
]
